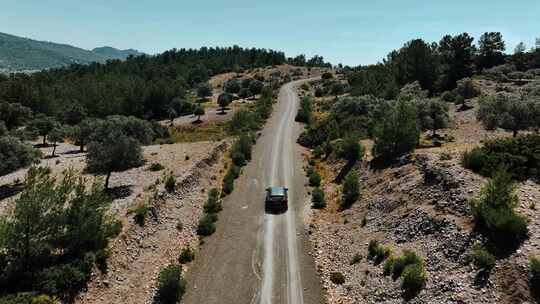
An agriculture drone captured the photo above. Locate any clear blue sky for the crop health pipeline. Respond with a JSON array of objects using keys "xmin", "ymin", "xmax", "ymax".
[{"xmin": 1, "ymin": 0, "xmax": 539, "ymax": 66}]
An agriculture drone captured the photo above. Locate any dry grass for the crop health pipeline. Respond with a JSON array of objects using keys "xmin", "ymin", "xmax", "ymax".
[{"xmin": 171, "ymin": 123, "xmax": 228, "ymax": 143}]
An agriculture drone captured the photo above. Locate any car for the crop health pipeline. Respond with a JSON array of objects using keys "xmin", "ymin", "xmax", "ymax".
[{"xmin": 265, "ymin": 186, "xmax": 288, "ymax": 213}]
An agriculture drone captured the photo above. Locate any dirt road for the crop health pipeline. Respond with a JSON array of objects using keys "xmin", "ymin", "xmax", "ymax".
[{"xmin": 182, "ymin": 80, "xmax": 323, "ymax": 304}]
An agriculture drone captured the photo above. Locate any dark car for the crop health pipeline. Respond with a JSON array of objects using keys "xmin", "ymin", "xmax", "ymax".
[{"xmin": 265, "ymin": 186, "xmax": 288, "ymax": 213}]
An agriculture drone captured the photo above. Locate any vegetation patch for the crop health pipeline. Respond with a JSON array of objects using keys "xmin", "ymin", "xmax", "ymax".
[{"xmin": 156, "ymin": 264, "xmax": 186, "ymax": 304}]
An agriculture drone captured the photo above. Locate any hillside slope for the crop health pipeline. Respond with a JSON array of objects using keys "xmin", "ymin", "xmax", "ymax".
[{"xmin": 0, "ymin": 32, "xmax": 142, "ymax": 72}]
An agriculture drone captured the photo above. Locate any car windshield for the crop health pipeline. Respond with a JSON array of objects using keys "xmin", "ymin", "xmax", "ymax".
[{"xmin": 269, "ymin": 187, "xmax": 285, "ymax": 197}]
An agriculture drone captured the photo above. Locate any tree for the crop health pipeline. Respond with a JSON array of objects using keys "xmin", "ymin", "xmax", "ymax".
[
  {"xmin": 0, "ymin": 167, "xmax": 115, "ymax": 299},
  {"xmin": 477, "ymin": 93, "xmax": 533, "ymax": 137},
  {"xmin": 330, "ymin": 83, "xmax": 345, "ymax": 98},
  {"xmin": 62, "ymin": 103, "xmax": 87, "ymax": 125},
  {"xmin": 387, "ymin": 39, "xmax": 439, "ymax": 92},
  {"xmin": 224, "ymin": 79, "xmax": 241, "ymax": 94},
  {"xmin": 238, "ymin": 88, "xmax": 253, "ymax": 99},
  {"xmin": 373, "ymin": 99, "xmax": 420, "ymax": 158},
  {"xmin": 341, "ymin": 171, "xmax": 360, "ymax": 209},
  {"xmin": 217, "ymin": 93, "xmax": 233, "ymax": 114},
  {"xmin": 193, "ymin": 105, "xmax": 205, "ymax": 123},
  {"xmin": 415, "ymin": 99, "xmax": 449, "ymax": 136},
  {"xmin": 470, "ymin": 169, "xmax": 528, "ymax": 247},
  {"xmin": 0, "ymin": 102, "xmax": 32, "ymax": 130},
  {"xmin": 438, "ymin": 33, "xmax": 476, "ymax": 90},
  {"xmin": 29, "ymin": 114, "xmax": 58, "ymax": 145},
  {"xmin": 337, "ymin": 136, "xmax": 365, "ymax": 163},
  {"xmin": 48, "ymin": 126, "xmax": 65, "ymax": 157},
  {"xmin": 197, "ymin": 83, "xmax": 212, "ymax": 100},
  {"xmin": 70, "ymin": 118, "xmax": 101, "ymax": 152},
  {"xmin": 167, "ymin": 107, "xmax": 177, "ymax": 126},
  {"xmin": 456, "ymin": 77, "xmax": 480, "ymax": 99},
  {"xmin": 514, "ymin": 42, "xmax": 527, "ymax": 54},
  {"xmin": 477, "ymin": 32, "xmax": 506, "ymax": 71},
  {"xmin": 86, "ymin": 127, "xmax": 144, "ymax": 189},
  {"xmin": 249, "ymin": 80, "xmax": 264, "ymax": 95}
]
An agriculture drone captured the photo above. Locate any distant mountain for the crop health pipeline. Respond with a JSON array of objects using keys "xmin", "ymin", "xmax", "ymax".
[
  {"xmin": 0, "ymin": 32, "xmax": 144, "ymax": 72},
  {"xmin": 91, "ymin": 46, "xmax": 143, "ymax": 59}
]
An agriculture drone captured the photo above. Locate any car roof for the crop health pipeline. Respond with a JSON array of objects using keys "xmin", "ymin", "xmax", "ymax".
[{"xmin": 268, "ymin": 186, "xmax": 286, "ymax": 196}]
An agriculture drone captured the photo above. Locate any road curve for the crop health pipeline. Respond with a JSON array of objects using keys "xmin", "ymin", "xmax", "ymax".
[{"xmin": 182, "ymin": 80, "xmax": 323, "ymax": 304}]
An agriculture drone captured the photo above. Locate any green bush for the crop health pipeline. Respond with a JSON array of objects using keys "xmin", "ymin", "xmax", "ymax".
[
  {"xmin": 349, "ymin": 253, "xmax": 362, "ymax": 265},
  {"xmin": 0, "ymin": 136, "xmax": 42, "ymax": 175},
  {"xmin": 383, "ymin": 256, "xmax": 395, "ymax": 275},
  {"xmin": 128, "ymin": 203, "xmax": 150, "ymax": 226},
  {"xmin": 222, "ymin": 168, "xmax": 236, "ymax": 195},
  {"xmin": 367, "ymin": 240, "xmax": 391, "ymax": 264},
  {"xmin": 231, "ymin": 150, "xmax": 246, "ymax": 166},
  {"xmin": 295, "ymin": 96, "xmax": 313, "ymax": 124},
  {"xmin": 469, "ymin": 245, "xmax": 495, "ymax": 270},
  {"xmin": 197, "ymin": 214, "xmax": 217, "ymax": 236},
  {"xmin": 341, "ymin": 171, "xmax": 360, "ymax": 210},
  {"xmin": 156, "ymin": 264, "xmax": 186, "ymax": 304},
  {"xmin": 165, "ymin": 175, "xmax": 176, "ymax": 192},
  {"xmin": 373, "ymin": 99, "xmax": 419, "ymax": 158},
  {"xmin": 148, "ymin": 162, "xmax": 165, "ymax": 171},
  {"xmin": 441, "ymin": 90, "xmax": 457, "ymax": 102},
  {"xmin": 311, "ymin": 188, "xmax": 326, "ymax": 209},
  {"xmin": 336, "ymin": 136, "xmax": 364, "ymax": 163},
  {"xmin": 470, "ymin": 169, "xmax": 528, "ymax": 248},
  {"xmin": 392, "ymin": 250, "xmax": 422, "ymax": 278},
  {"xmin": 329, "ymin": 272, "xmax": 345, "ymax": 285},
  {"xmin": 308, "ymin": 171, "xmax": 321, "ymax": 187},
  {"xmin": 530, "ymin": 256, "xmax": 540, "ymax": 295},
  {"xmin": 461, "ymin": 134, "xmax": 540, "ymax": 181},
  {"xmin": 178, "ymin": 246, "xmax": 195, "ymax": 264},
  {"xmin": 203, "ymin": 188, "xmax": 222, "ymax": 213},
  {"xmin": 401, "ymin": 263, "xmax": 427, "ymax": 297}
]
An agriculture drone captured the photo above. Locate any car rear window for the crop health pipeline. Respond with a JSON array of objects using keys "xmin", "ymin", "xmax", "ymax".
[{"xmin": 269, "ymin": 187, "xmax": 285, "ymax": 196}]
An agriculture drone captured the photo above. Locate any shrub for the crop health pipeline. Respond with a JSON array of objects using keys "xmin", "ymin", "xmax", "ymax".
[
  {"xmin": 156, "ymin": 264, "xmax": 186, "ymax": 304},
  {"xmin": 336, "ymin": 136, "xmax": 364, "ymax": 163},
  {"xmin": 311, "ymin": 188, "xmax": 326, "ymax": 209},
  {"xmin": 469, "ymin": 245, "xmax": 495, "ymax": 270},
  {"xmin": 470, "ymin": 169, "xmax": 528, "ymax": 248},
  {"xmin": 295, "ymin": 96, "xmax": 313, "ymax": 124},
  {"xmin": 456, "ymin": 78, "xmax": 480, "ymax": 99},
  {"xmin": 222, "ymin": 168, "xmax": 236, "ymax": 195},
  {"xmin": 128, "ymin": 203, "xmax": 150, "ymax": 226},
  {"xmin": 367, "ymin": 240, "xmax": 391, "ymax": 264},
  {"xmin": 0, "ymin": 136, "xmax": 42, "ymax": 175},
  {"xmin": 329, "ymin": 272, "xmax": 345, "ymax": 285},
  {"xmin": 461, "ymin": 135, "xmax": 540, "ymax": 181},
  {"xmin": 349, "ymin": 253, "xmax": 362, "ymax": 265},
  {"xmin": 165, "ymin": 175, "xmax": 176, "ymax": 192},
  {"xmin": 401, "ymin": 263, "xmax": 427, "ymax": 297},
  {"xmin": 392, "ymin": 250, "xmax": 422, "ymax": 278},
  {"xmin": 308, "ymin": 171, "xmax": 321, "ymax": 187},
  {"xmin": 441, "ymin": 90, "xmax": 457, "ymax": 102},
  {"xmin": 178, "ymin": 246, "xmax": 195, "ymax": 264},
  {"xmin": 203, "ymin": 188, "xmax": 222, "ymax": 213},
  {"xmin": 197, "ymin": 214, "xmax": 217, "ymax": 236},
  {"xmin": 383, "ymin": 256, "xmax": 396, "ymax": 275},
  {"xmin": 530, "ymin": 256, "xmax": 540, "ymax": 295},
  {"xmin": 341, "ymin": 171, "xmax": 360, "ymax": 209},
  {"xmin": 149, "ymin": 163, "xmax": 165, "ymax": 171}
]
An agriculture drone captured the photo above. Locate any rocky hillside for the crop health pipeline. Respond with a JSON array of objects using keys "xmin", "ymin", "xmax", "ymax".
[
  {"xmin": 0, "ymin": 32, "xmax": 142, "ymax": 72},
  {"xmin": 303, "ymin": 77, "xmax": 540, "ymax": 304}
]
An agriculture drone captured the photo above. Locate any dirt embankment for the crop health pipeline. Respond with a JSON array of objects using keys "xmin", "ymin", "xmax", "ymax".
[
  {"xmin": 307, "ymin": 79, "xmax": 540, "ymax": 303},
  {"xmin": 75, "ymin": 140, "xmax": 229, "ymax": 304}
]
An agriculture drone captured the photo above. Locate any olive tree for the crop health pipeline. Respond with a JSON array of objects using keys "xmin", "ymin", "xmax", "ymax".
[
  {"xmin": 29, "ymin": 114, "xmax": 58, "ymax": 145},
  {"xmin": 193, "ymin": 105, "xmax": 205, "ymax": 123},
  {"xmin": 0, "ymin": 136, "xmax": 41, "ymax": 175},
  {"xmin": 415, "ymin": 98, "xmax": 449, "ymax": 136},
  {"xmin": 70, "ymin": 118, "xmax": 101, "ymax": 152},
  {"xmin": 48, "ymin": 126, "xmax": 66, "ymax": 157},
  {"xmin": 197, "ymin": 83, "xmax": 212, "ymax": 100},
  {"xmin": 373, "ymin": 99, "xmax": 420, "ymax": 158},
  {"xmin": 217, "ymin": 93, "xmax": 233, "ymax": 114},
  {"xmin": 86, "ymin": 125, "xmax": 144, "ymax": 189},
  {"xmin": 477, "ymin": 93, "xmax": 533, "ymax": 137}
]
